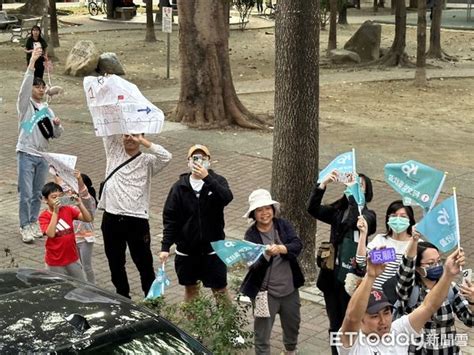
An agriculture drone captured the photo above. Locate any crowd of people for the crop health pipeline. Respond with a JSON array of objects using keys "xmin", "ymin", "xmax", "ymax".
[{"xmin": 16, "ymin": 39, "xmax": 474, "ymax": 355}]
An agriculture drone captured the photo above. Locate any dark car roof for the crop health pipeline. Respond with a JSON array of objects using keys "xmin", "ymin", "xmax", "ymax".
[{"xmin": 0, "ymin": 268, "xmax": 209, "ymax": 353}]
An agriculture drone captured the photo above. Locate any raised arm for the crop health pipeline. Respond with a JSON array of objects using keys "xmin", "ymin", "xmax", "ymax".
[
  {"xmin": 408, "ymin": 248, "xmax": 465, "ymax": 333},
  {"xmin": 306, "ymin": 170, "xmax": 339, "ymax": 224},
  {"xmin": 203, "ymin": 173, "xmax": 233, "ymax": 206},
  {"xmin": 340, "ymin": 251, "xmax": 386, "ymax": 348},
  {"xmin": 17, "ymin": 49, "xmax": 42, "ymax": 119}
]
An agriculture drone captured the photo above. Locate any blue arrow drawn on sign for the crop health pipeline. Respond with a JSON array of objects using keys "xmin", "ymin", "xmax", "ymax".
[{"xmin": 137, "ymin": 107, "xmax": 151, "ymax": 114}]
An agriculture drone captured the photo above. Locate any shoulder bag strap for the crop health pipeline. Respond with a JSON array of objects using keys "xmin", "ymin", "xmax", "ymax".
[{"xmin": 103, "ymin": 151, "xmax": 142, "ymax": 186}]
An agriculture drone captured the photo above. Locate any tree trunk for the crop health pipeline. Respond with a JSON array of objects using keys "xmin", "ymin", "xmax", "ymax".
[
  {"xmin": 145, "ymin": 0, "xmax": 156, "ymax": 42},
  {"xmin": 327, "ymin": 0, "xmax": 337, "ymax": 53},
  {"xmin": 49, "ymin": 0, "xmax": 59, "ymax": 48},
  {"xmin": 18, "ymin": 0, "xmax": 48, "ymax": 16},
  {"xmin": 41, "ymin": 15, "xmax": 56, "ymax": 60},
  {"xmin": 273, "ymin": 0, "xmax": 319, "ymax": 280},
  {"xmin": 426, "ymin": 0, "xmax": 453, "ymax": 60},
  {"xmin": 409, "ymin": 0, "xmax": 417, "ymax": 8},
  {"xmin": 0, "ymin": 0, "xmax": 3, "ymax": 11},
  {"xmin": 175, "ymin": 0, "xmax": 265, "ymax": 128},
  {"xmin": 415, "ymin": 0, "xmax": 427, "ymax": 86},
  {"xmin": 106, "ymin": 0, "xmax": 114, "ymax": 19},
  {"xmin": 338, "ymin": 5, "xmax": 348, "ymax": 24},
  {"xmin": 379, "ymin": 0, "xmax": 412, "ymax": 66}
]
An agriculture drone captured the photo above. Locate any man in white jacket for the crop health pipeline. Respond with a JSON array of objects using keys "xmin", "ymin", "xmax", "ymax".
[{"xmin": 16, "ymin": 48, "xmax": 63, "ymax": 243}]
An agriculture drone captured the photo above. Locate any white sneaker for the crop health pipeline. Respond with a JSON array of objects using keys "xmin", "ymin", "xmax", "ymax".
[
  {"xmin": 29, "ymin": 222, "xmax": 43, "ymax": 238},
  {"xmin": 20, "ymin": 226, "xmax": 35, "ymax": 243}
]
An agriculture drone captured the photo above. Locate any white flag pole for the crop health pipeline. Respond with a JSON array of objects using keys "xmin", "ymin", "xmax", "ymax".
[
  {"xmin": 453, "ymin": 187, "xmax": 461, "ymax": 251},
  {"xmin": 429, "ymin": 172, "xmax": 447, "ymax": 212},
  {"xmin": 161, "ymin": 262, "xmax": 165, "ymax": 295},
  {"xmin": 352, "ymin": 148, "xmax": 356, "ymax": 174}
]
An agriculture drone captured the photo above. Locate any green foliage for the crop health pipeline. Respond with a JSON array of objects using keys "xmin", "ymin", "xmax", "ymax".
[
  {"xmin": 233, "ymin": 0, "xmax": 255, "ymax": 30},
  {"xmin": 142, "ymin": 292, "xmax": 253, "ymax": 354}
]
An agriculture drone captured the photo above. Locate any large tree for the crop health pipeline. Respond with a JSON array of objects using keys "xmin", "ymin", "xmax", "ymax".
[
  {"xmin": 49, "ymin": 0, "xmax": 59, "ymax": 48},
  {"xmin": 145, "ymin": 0, "xmax": 157, "ymax": 42},
  {"xmin": 174, "ymin": 0, "xmax": 266, "ymax": 128},
  {"xmin": 415, "ymin": 0, "xmax": 427, "ymax": 86},
  {"xmin": 426, "ymin": 0, "xmax": 453, "ymax": 60},
  {"xmin": 328, "ymin": 0, "xmax": 337, "ymax": 53},
  {"xmin": 378, "ymin": 0, "xmax": 411, "ymax": 66},
  {"xmin": 272, "ymin": 0, "xmax": 319, "ymax": 279}
]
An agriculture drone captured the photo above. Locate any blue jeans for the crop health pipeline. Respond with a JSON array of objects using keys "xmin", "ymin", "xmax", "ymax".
[{"xmin": 17, "ymin": 151, "xmax": 48, "ymax": 228}]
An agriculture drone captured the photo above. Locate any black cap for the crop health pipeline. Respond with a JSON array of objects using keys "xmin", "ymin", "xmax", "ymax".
[{"xmin": 367, "ymin": 289, "xmax": 393, "ymax": 315}]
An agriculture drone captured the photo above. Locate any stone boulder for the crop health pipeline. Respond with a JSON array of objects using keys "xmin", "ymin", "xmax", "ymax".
[
  {"xmin": 344, "ymin": 21, "xmax": 381, "ymax": 62},
  {"xmin": 64, "ymin": 40, "xmax": 100, "ymax": 77},
  {"xmin": 329, "ymin": 49, "xmax": 361, "ymax": 64},
  {"xmin": 97, "ymin": 52, "xmax": 125, "ymax": 75}
]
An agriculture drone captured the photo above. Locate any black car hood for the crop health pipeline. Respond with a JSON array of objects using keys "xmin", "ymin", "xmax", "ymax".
[{"xmin": 0, "ymin": 268, "xmax": 208, "ymax": 353}]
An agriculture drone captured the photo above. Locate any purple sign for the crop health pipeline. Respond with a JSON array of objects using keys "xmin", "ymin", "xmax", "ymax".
[{"xmin": 369, "ymin": 247, "xmax": 397, "ymax": 264}]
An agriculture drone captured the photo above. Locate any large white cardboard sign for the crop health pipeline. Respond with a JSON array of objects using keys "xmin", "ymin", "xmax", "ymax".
[
  {"xmin": 40, "ymin": 152, "xmax": 79, "ymax": 193},
  {"xmin": 83, "ymin": 75, "xmax": 165, "ymax": 137}
]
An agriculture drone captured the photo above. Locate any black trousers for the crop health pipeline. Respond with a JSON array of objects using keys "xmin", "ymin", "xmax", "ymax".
[
  {"xmin": 101, "ymin": 211, "xmax": 155, "ymax": 299},
  {"xmin": 317, "ymin": 269, "xmax": 351, "ymax": 355}
]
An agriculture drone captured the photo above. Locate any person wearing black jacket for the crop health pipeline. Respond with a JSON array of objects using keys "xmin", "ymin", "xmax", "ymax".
[
  {"xmin": 240, "ymin": 189, "xmax": 304, "ymax": 355},
  {"xmin": 307, "ymin": 170, "xmax": 376, "ymax": 355},
  {"xmin": 159, "ymin": 144, "xmax": 233, "ymax": 302}
]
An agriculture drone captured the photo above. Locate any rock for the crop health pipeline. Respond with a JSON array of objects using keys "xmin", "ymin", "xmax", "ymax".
[
  {"xmin": 344, "ymin": 20, "xmax": 381, "ymax": 62},
  {"xmin": 97, "ymin": 52, "xmax": 125, "ymax": 75},
  {"xmin": 64, "ymin": 41, "xmax": 100, "ymax": 77},
  {"xmin": 329, "ymin": 49, "xmax": 361, "ymax": 64}
]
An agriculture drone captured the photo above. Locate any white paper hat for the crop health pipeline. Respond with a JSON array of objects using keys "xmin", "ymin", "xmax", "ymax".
[{"xmin": 243, "ymin": 189, "xmax": 280, "ymax": 218}]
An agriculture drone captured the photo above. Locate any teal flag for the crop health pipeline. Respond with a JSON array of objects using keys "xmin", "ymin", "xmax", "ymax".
[
  {"xmin": 21, "ymin": 107, "xmax": 52, "ymax": 135},
  {"xmin": 344, "ymin": 175, "xmax": 365, "ymax": 211},
  {"xmin": 384, "ymin": 160, "xmax": 445, "ymax": 211},
  {"xmin": 145, "ymin": 265, "xmax": 170, "ymax": 299},
  {"xmin": 318, "ymin": 150, "xmax": 355, "ymax": 183},
  {"xmin": 211, "ymin": 240, "xmax": 266, "ymax": 267},
  {"xmin": 417, "ymin": 196, "xmax": 458, "ymax": 253}
]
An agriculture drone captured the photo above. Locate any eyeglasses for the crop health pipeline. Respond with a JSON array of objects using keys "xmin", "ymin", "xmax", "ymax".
[{"xmin": 420, "ymin": 260, "xmax": 442, "ymax": 268}]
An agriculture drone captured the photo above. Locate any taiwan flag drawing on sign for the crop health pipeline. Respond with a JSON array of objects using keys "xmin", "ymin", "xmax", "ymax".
[
  {"xmin": 416, "ymin": 196, "xmax": 459, "ymax": 253},
  {"xmin": 318, "ymin": 150, "xmax": 355, "ymax": 184},
  {"xmin": 384, "ymin": 160, "xmax": 446, "ymax": 212}
]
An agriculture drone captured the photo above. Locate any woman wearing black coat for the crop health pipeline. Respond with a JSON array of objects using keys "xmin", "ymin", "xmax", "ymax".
[{"xmin": 307, "ymin": 170, "xmax": 376, "ymax": 355}]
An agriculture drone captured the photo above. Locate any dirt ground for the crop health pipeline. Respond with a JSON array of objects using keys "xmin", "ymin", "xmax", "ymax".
[{"xmin": 0, "ymin": 15, "xmax": 473, "ymax": 193}]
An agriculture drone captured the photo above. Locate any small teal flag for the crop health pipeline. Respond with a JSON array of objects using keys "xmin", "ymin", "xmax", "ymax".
[
  {"xmin": 21, "ymin": 107, "xmax": 52, "ymax": 135},
  {"xmin": 345, "ymin": 175, "xmax": 365, "ymax": 209},
  {"xmin": 384, "ymin": 160, "xmax": 445, "ymax": 212},
  {"xmin": 318, "ymin": 150, "xmax": 355, "ymax": 183},
  {"xmin": 417, "ymin": 196, "xmax": 458, "ymax": 253},
  {"xmin": 145, "ymin": 265, "xmax": 170, "ymax": 299},
  {"xmin": 211, "ymin": 240, "xmax": 266, "ymax": 267}
]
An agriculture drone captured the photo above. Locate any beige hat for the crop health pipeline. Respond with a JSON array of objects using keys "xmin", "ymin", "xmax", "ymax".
[
  {"xmin": 243, "ymin": 189, "xmax": 280, "ymax": 218},
  {"xmin": 187, "ymin": 144, "xmax": 211, "ymax": 159}
]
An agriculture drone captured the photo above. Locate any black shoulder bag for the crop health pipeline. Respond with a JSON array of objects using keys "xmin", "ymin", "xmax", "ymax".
[{"xmin": 98, "ymin": 152, "xmax": 142, "ymax": 200}]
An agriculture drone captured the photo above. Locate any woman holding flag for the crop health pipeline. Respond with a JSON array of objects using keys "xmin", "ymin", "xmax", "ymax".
[
  {"xmin": 240, "ymin": 189, "xmax": 304, "ymax": 355},
  {"xmin": 307, "ymin": 170, "xmax": 376, "ymax": 355},
  {"xmin": 395, "ymin": 234, "xmax": 473, "ymax": 354}
]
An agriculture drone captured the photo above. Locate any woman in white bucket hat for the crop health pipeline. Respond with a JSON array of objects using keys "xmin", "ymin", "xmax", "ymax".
[{"xmin": 240, "ymin": 189, "xmax": 304, "ymax": 355}]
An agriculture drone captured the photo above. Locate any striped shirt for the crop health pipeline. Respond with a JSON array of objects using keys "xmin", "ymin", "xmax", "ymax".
[
  {"xmin": 396, "ymin": 256, "xmax": 474, "ymax": 354},
  {"xmin": 356, "ymin": 233, "xmax": 410, "ymax": 290}
]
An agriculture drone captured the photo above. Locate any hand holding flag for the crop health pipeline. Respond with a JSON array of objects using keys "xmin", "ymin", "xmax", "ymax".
[
  {"xmin": 318, "ymin": 150, "xmax": 355, "ymax": 184},
  {"xmin": 211, "ymin": 240, "xmax": 267, "ymax": 267},
  {"xmin": 145, "ymin": 263, "xmax": 170, "ymax": 299}
]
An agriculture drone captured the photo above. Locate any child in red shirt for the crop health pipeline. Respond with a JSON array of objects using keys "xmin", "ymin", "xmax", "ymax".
[{"xmin": 39, "ymin": 182, "xmax": 92, "ymax": 280}]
